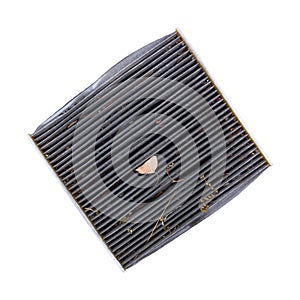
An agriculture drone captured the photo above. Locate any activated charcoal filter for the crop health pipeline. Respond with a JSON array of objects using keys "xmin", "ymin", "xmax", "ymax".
[{"xmin": 30, "ymin": 30, "xmax": 270, "ymax": 269}]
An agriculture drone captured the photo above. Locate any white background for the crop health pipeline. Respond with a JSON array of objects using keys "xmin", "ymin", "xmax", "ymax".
[{"xmin": 1, "ymin": 1, "xmax": 299, "ymax": 299}]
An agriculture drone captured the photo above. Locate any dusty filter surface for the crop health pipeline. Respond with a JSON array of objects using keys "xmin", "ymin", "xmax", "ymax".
[{"xmin": 30, "ymin": 30, "xmax": 270, "ymax": 269}]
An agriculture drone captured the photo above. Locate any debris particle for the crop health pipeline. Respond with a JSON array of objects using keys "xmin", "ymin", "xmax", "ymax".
[
  {"xmin": 147, "ymin": 190, "xmax": 177, "ymax": 242},
  {"xmin": 166, "ymin": 162, "xmax": 182, "ymax": 183},
  {"xmin": 84, "ymin": 207, "xmax": 99, "ymax": 215},
  {"xmin": 200, "ymin": 204, "xmax": 209, "ymax": 213},
  {"xmin": 67, "ymin": 120, "xmax": 77, "ymax": 128}
]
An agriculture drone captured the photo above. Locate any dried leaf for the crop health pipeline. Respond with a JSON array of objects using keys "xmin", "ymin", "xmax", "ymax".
[{"xmin": 136, "ymin": 156, "xmax": 158, "ymax": 174}]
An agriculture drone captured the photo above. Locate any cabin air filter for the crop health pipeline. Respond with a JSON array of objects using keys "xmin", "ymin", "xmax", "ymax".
[{"xmin": 30, "ymin": 30, "xmax": 270, "ymax": 269}]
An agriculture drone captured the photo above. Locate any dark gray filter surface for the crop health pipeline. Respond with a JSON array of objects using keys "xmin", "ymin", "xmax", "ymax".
[{"xmin": 30, "ymin": 31, "xmax": 270, "ymax": 269}]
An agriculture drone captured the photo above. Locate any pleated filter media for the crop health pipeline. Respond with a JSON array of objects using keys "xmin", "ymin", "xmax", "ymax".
[{"xmin": 30, "ymin": 30, "xmax": 270, "ymax": 269}]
